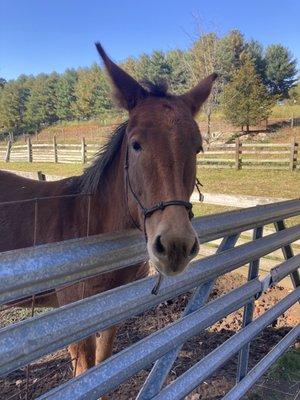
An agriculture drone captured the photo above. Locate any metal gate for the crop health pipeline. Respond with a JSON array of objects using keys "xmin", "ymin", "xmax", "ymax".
[{"xmin": 0, "ymin": 199, "xmax": 299, "ymax": 399}]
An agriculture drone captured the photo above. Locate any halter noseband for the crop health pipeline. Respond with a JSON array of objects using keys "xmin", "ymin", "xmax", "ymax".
[{"xmin": 124, "ymin": 147, "xmax": 194, "ymax": 240}]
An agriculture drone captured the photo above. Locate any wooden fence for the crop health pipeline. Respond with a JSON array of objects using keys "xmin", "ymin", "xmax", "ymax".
[
  {"xmin": 198, "ymin": 138, "xmax": 299, "ymax": 170},
  {"xmin": 0, "ymin": 137, "xmax": 299, "ymax": 170},
  {"xmin": 0, "ymin": 137, "xmax": 100, "ymax": 164}
]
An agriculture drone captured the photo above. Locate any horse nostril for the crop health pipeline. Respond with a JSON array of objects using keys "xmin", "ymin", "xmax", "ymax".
[
  {"xmin": 190, "ymin": 237, "xmax": 199, "ymax": 256},
  {"xmin": 155, "ymin": 235, "xmax": 165, "ymax": 254}
]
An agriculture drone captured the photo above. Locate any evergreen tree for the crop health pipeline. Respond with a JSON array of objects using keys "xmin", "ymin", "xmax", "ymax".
[
  {"xmin": 73, "ymin": 64, "xmax": 113, "ymax": 119},
  {"xmin": 56, "ymin": 69, "xmax": 78, "ymax": 121},
  {"xmin": 221, "ymin": 55, "xmax": 273, "ymax": 133},
  {"xmin": 0, "ymin": 80, "xmax": 30, "ymax": 136},
  {"xmin": 25, "ymin": 73, "xmax": 59, "ymax": 132},
  {"xmin": 135, "ymin": 51, "xmax": 172, "ymax": 85},
  {"xmin": 265, "ymin": 45, "xmax": 297, "ymax": 98},
  {"xmin": 216, "ymin": 29, "xmax": 245, "ymax": 84},
  {"xmin": 243, "ymin": 40, "xmax": 266, "ymax": 81},
  {"xmin": 0, "ymin": 78, "xmax": 6, "ymax": 89},
  {"xmin": 121, "ymin": 56, "xmax": 139, "ymax": 81},
  {"xmin": 166, "ymin": 50, "xmax": 191, "ymax": 93}
]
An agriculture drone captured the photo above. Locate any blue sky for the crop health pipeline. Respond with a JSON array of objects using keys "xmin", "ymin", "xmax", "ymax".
[{"xmin": 1, "ymin": 0, "xmax": 299, "ymax": 80}]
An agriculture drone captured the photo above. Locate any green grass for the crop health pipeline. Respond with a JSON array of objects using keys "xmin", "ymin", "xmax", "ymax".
[
  {"xmin": 271, "ymin": 103, "xmax": 300, "ymax": 119},
  {"xmin": 0, "ymin": 162, "xmax": 84, "ymax": 176},
  {"xmin": 269, "ymin": 348, "xmax": 300, "ymax": 381},
  {"xmin": 198, "ymin": 169, "xmax": 300, "ymax": 199},
  {"xmin": 1, "ymin": 163, "xmax": 299, "ymax": 199},
  {"xmin": 247, "ymin": 348, "xmax": 300, "ymax": 400},
  {"xmin": 192, "ymin": 202, "xmax": 236, "ymax": 217}
]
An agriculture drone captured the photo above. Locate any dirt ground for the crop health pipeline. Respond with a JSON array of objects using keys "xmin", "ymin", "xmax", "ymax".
[{"xmin": 0, "ymin": 272, "xmax": 299, "ymax": 400}]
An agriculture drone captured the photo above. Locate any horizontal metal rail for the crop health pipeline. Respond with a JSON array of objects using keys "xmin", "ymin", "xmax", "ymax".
[
  {"xmin": 38, "ymin": 280, "xmax": 261, "ymax": 400},
  {"xmin": 1, "ymin": 226, "xmax": 300, "ymax": 376},
  {"xmin": 151, "ymin": 287, "xmax": 300, "ymax": 400},
  {"xmin": 1, "ymin": 199, "xmax": 300, "ymax": 304},
  {"xmin": 0, "ymin": 230, "xmax": 147, "ymax": 304},
  {"xmin": 222, "ymin": 325, "xmax": 300, "ymax": 400},
  {"xmin": 270, "ymin": 253, "xmax": 300, "ymax": 284},
  {"xmin": 39, "ymin": 285, "xmax": 300, "ymax": 400}
]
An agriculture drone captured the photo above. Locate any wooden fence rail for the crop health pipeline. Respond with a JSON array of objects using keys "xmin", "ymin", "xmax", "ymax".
[
  {"xmin": 198, "ymin": 139, "xmax": 299, "ymax": 170},
  {"xmin": 0, "ymin": 138, "xmax": 299, "ymax": 170}
]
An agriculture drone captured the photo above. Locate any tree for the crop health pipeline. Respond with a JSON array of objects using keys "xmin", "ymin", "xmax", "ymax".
[
  {"xmin": 56, "ymin": 69, "xmax": 78, "ymax": 121},
  {"xmin": 185, "ymin": 32, "xmax": 220, "ymax": 144},
  {"xmin": 25, "ymin": 73, "xmax": 59, "ymax": 132},
  {"xmin": 0, "ymin": 78, "xmax": 6, "ymax": 89},
  {"xmin": 221, "ymin": 55, "xmax": 273, "ymax": 133},
  {"xmin": 287, "ymin": 83, "xmax": 300, "ymax": 105},
  {"xmin": 243, "ymin": 40, "xmax": 266, "ymax": 81},
  {"xmin": 265, "ymin": 45, "xmax": 297, "ymax": 99},
  {"xmin": 73, "ymin": 64, "xmax": 113, "ymax": 120},
  {"xmin": 216, "ymin": 29, "xmax": 245, "ymax": 84},
  {"xmin": 165, "ymin": 50, "xmax": 191, "ymax": 94},
  {"xmin": 0, "ymin": 80, "xmax": 30, "ymax": 137}
]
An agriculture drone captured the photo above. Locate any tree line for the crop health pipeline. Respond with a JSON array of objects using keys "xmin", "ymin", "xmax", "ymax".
[{"xmin": 0, "ymin": 29, "xmax": 298, "ymax": 139}]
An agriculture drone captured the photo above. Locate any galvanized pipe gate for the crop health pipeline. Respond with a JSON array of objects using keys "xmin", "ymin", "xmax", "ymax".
[{"xmin": 0, "ymin": 199, "xmax": 299, "ymax": 399}]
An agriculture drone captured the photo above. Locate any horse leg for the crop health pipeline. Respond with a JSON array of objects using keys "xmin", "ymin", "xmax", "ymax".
[
  {"xmin": 68, "ymin": 335, "xmax": 97, "ymax": 376},
  {"xmin": 95, "ymin": 325, "xmax": 118, "ymax": 365},
  {"xmin": 56, "ymin": 283, "xmax": 98, "ymax": 376}
]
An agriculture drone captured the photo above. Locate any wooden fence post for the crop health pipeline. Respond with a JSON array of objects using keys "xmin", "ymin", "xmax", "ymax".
[
  {"xmin": 27, "ymin": 137, "xmax": 32, "ymax": 162},
  {"xmin": 290, "ymin": 138, "xmax": 298, "ymax": 171},
  {"xmin": 53, "ymin": 136, "xmax": 58, "ymax": 163},
  {"xmin": 81, "ymin": 137, "xmax": 86, "ymax": 164},
  {"xmin": 235, "ymin": 138, "xmax": 242, "ymax": 170},
  {"xmin": 5, "ymin": 140, "xmax": 12, "ymax": 162}
]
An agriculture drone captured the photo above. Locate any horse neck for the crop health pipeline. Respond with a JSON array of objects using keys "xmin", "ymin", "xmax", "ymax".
[{"xmin": 87, "ymin": 141, "xmax": 131, "ymax": 235}]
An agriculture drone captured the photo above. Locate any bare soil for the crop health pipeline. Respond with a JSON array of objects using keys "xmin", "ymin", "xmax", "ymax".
[{"xmin": 0, "ymin": 272, "xmax": 299, "ymax": 400}]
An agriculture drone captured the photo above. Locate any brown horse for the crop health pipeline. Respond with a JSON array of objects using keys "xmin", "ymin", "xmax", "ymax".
[{"xmin": 0, "ymin": 44, "xmax": 216, "ymax": 377}]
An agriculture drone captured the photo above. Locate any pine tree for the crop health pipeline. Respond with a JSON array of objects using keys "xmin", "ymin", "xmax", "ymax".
[
  {"xmin": 25, "ymin": 73, "xmax": 59, "ymax": 132},
  {"xmin": 221, "ymin": 56, "xmax": 273, "ymax": 133},
  {"xmin": 0, "ymin": 80, "xmax": 30, "ymax": 136},
  {"xmin": 243, "ymin": 40, "xmax": 266, "ymax": 81},
  {"xmin": 0, "ymin": 78, "xmax": 6, "ymax": 89},
  {"xmin": 216, "ymin": 29, "xmax": 245, "ymax": 84},
  {"xmin": 56, "ymin": 69, "xmax": 78, "ymax": 121},
  {"xmin": 73, "ymin": 64, "xmax": 113, "ymax": 120},
  {"xmin": 165, "ymin": 50, "xmax": 191, "ymax": 94},
  {"xmin": 265, "ymin": 45, "xmax": 297, "ymax": 98}
]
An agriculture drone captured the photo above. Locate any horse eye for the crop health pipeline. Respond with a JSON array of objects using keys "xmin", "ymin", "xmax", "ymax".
[{"xmin": 132, "ymin": 141, "xmax": 142, "ymax": 151}]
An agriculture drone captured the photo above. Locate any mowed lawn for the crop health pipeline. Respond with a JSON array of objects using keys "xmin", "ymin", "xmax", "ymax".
[
  {"xmin": 1, "ymin": 161, "xmax": 299, "ymax": 199},
  {"xmin": 1, "ymin": 161, "xmax": 299, "ymax": 225}
]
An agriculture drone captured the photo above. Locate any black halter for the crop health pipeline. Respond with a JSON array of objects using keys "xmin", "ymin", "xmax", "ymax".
[
  {"xmin": 124, "ymin": 147, "xmax": 204, "ymax": 295},
  {"xmin": 124, "ymin": 147, "xmax": 194, "ymax": 241}
]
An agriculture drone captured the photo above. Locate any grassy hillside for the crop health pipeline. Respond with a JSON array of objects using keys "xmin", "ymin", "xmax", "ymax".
[{"xmin": 5, "ymin": 102, "xmax": 299, "ymax": 145}]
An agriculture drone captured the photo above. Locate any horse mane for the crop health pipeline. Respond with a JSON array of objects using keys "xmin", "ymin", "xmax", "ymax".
[
  {"xmin": 79, "ymin": 121, "xmax": 128, "ymax": 194},
  {"xmin": 79, "ymin": 79, "xmax": 171, "ymax": 194}
]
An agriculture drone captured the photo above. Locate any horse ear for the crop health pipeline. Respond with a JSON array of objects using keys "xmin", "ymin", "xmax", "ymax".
[
  {"xmin": 180, "ymin": 73, "xmax": 218, "ymax": 116},
  {"xmin": 95, "ymin": 42, "xmax": 147, "ymax": 110}
]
